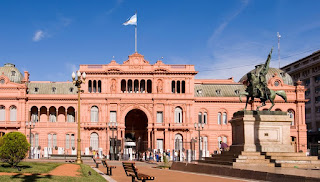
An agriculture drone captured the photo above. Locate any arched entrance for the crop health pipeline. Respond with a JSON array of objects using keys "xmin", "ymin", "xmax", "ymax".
[{"xmin": 125, "ymin": 109, "xmax": 148, "ymax": 155}]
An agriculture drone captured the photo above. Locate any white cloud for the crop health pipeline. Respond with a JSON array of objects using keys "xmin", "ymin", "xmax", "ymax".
[
  {"xmin": 208, "ymin": 0, "xmax": 249, "ymax": 45},
  {"xmin": 32, "ymin": 30, "xmax": 45, "ymax": 42}
]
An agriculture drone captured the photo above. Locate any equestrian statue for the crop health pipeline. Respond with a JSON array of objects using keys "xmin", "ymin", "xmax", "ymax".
[{"xmin": 239, "ymin": 48, "xmax": 287, "ymax": 111}]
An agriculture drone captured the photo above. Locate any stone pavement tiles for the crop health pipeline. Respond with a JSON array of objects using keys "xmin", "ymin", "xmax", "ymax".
[{"xmin": 96, "ymin": 161, "xmax": 252, "ymax": 182}]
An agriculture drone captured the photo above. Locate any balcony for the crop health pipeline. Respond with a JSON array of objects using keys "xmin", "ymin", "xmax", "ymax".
[
  {"xmin": 169, "ymin": 123, "xmax": 190, "ymax": 130},
  {"xmin": 82, "ymin": 122, "xmax": 107, "ymax": 130},
  {"xmin": 34, "ymin": 122, "xmax": 76, "ymax": 128},
  {"xmin": 0, "ymin": 121, "xmax": 21, "ymax": 128}
]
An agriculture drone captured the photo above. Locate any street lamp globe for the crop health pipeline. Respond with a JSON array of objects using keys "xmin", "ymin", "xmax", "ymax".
[
  {"xmin": 72, "ymin": 72, "xmax": 76, "ymax": 80},
  {"xmin": 82, "ymin": 72, "xmax": 86, "ymax": 79}
]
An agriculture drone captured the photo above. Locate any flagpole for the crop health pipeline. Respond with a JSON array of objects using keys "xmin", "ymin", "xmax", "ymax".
[{"xmin": 135, "ymin": 25, "xmax": 137, "ymax": 53}]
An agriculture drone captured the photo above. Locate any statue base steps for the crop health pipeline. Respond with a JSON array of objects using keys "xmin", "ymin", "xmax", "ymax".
[{"xmin": 197, "ymin": 111, "xmax": 320, "ymax": 169}]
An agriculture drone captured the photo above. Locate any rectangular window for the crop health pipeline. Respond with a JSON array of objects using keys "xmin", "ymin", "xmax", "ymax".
[
  {"xmin": 0, "ymin": 107, "xmax": 5, "ymax": 121},
  {"xmin": 48, "ymin": 134, "xmax": 52, "ymax": 148},
  {"xmin": 71, "ymin": 134, "xmax": 75, "ymax": 148},
  {"xmin": 110, "ymin": 111, "xmax": 117, "ymax": 122},
  {"xmin": 66, "ymin": 134, "xmax": 70, "ymax": 149},
  {"xmin": 53, "ymin": 134, "xmax": 57, "ymax": 147},
  {"xmin": 157, "ymin": 139, "xmax": 164, "ymax": 151},
  {"xmin": 198, "ymin": 113, "xmax": 202, "ymax": 123},
  {"xmin": 204, "ymin": 112, "xmax": 207, "ymax": 124},
  {"xmin": 223, "ymin": 113, "xmax": 227, "ymax": 124},
  {"xmin": 157, "ymin": 112, "xmax": 163, "ymax": 123}
]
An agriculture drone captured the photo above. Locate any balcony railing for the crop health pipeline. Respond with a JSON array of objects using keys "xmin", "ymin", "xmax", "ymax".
[
  {"xmin": 82, "ymin": 122, "xmax": 107, "ymax": 129},
  {"xmin": 0, "ymin": 121, "xmax": 21, "ymax": 128}
]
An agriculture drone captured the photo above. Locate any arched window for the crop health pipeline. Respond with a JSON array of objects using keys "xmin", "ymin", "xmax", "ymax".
[
  {"xmin": 128, "ymin": 80, "xmax": 132, "ymax": 93},
  {"xmin": 10, "ymin": 106, "xmax": 17, "ymax": 121},
  {"xmin": 217, "ymin": 112, "xmax": 221, "ymax": 125},
  {"xmin": 182, "ymin": 81, "xmax": 185, "ymax": 93},
  {"xmin": 275, "ymin": 108, "xmax": 282, "ymax": 111},
  {"xmin": 121, "ymin": 80, "xmax": 126, "ymax": 93},
  {"xmin": 31, "ymin": 106, "xmax": 38, "ymax": 122},
  {"xmin": 93, "ymin": 80, "xmax": 97, "ymax": 93},
  {"xmin": 223, "ymin": 112, "xmax": 227, "ymax": 124},
  {"xmin": 174, "ymin": 134, "xmax": 183, "ymax": 151},
  {"xmin": 204, "ymin": 112, "xmax": 207, "ymax": 124},
  {"xmin": 177, "ymin": 81, "xmax": 181, "ymax": 93},
  {"xmin": 88, "ymin": 80, "xmax": 92, "ymax": 93},
  {"xmin": 288, "ymin": 109, "xmax": 295, "ymax": 126},
  {"xmin": 198, "ymin": 112, "xmax": 202, "ymax": 123},
  {"xmin": 134, "ymin": 79, "xmax": 139, "ymax": 93},
  {"xmin": 67, "ymin": 107, "xmax": 75, "ymax": 122},
  {"xmin": 140, "ymin": 80, "xmax": 145, "ymax": 93},
  {"xmin": 147, "ymin": 80, "xmax": 152, "ymax": 93},
  {"xmin": 98, "ymin": 80, "xmax": 101, "ymax": 93},
  {"xmin": 90, "ymin": 133, "xmax": 99, "ymax": 150},
  {"xmin": 91, "ymin": 106, "xmax": 99, "ymax": 122},
  {"xmin": 174, "ymin": 107, "xmax": 183, "ymax": 123},
  {"xmin": 0, "ymin": 106, "xmax": 5, "ymax": 121},
  {"xmin": 172, "ymin": 81, "xmax": 175, "ymax": 93},
  {"xmin": 49, "ymin": 107, "xmax": 56, "ymax": 122}
]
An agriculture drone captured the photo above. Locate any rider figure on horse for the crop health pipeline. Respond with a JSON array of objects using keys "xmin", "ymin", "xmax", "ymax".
[{"xmin": 249, "ymin": 48, "xmax": 273, "ymax": 100}]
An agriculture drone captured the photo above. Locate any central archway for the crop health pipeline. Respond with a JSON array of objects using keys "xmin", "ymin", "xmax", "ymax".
[{"xmin": 125, "ymin": 109, "xmax": 148, "ymax": 152}]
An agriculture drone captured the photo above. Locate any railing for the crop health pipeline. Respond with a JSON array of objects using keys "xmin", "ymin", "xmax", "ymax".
[
  {"xmin": 169, "ymin": 123, "xmax": 190, "ymax": 130},
  {"xmin": 0, "ymin": 121, "xmax": 21, "ymax": 128},
  {"xmin": 34, "ymin": 122, "xmax": 77, "ymax": 127},
  {"xmin": 82, "ymin": 122, "xmax": 107, "ymax": 129}
]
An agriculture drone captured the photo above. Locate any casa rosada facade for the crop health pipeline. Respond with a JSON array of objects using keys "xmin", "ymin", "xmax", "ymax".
[{"xmin": 0, "ymin": 53, "xmax": 307, "ymax": 160}]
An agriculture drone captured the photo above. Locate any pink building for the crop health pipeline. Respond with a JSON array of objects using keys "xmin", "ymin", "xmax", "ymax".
[{"xmin": 0, "ymin": 53, "xmax": 307, "ymax": 160}]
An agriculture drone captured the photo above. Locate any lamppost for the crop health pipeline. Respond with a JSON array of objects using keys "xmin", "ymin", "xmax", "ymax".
[
  {"xmin": 108, "ymin": 122, "xmax": 118, "ymax": 160},
  {"xmin": 27, "ymin": 121, "xmax": 35, "ymax": 159},
  {"xmin": 194, "ymin": 122, "xmax": 204, "ymax": 160},
  {"xmin": 72, "ymin": 70, "xmax": 86, "ymax": 164}
]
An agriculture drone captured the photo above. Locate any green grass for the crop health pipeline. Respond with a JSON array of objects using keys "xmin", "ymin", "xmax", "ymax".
[
  {"xmin": 0, "ymin": 162, "xmax": 61, "ymax": 173},
  {"xmin": 0, "ymin": 163, "xmax": 106, "ymax": 182}
]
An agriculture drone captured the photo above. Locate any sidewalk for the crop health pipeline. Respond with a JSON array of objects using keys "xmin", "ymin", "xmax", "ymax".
[{"xmin": 95, "ymin": 161, "xmax": 253, "ymax": 182}]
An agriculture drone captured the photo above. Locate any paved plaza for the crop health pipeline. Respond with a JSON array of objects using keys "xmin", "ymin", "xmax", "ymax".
[{"xmin": 94, "ymin": 161, "xmax": 252, "ymax": 182}]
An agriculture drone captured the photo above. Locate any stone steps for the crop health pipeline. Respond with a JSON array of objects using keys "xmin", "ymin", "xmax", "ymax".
[
  {"xmin": 233, "ymin": 162, "xmax": 275, "ymax": 168},
  {"xmin": 270, "ymin": 156, "xmax": 318, "ymax": 160},
  {"xmin": 277, "ymin": 163, "xmax": 320, "ymax": 168},
  {"xmin": 236, "ymin": 159, "xmax": 271, "ymax": 163},
  {"xmin": 262, "ymin": 152, "xmax": 306, "ymax": 157},
  {"xmin": 197, "ymin": 159, "xmax": 233, "ymax": 166},
  {"xmin": 238, "ymin": 155, "xmax": 266, "ymax": 159}
]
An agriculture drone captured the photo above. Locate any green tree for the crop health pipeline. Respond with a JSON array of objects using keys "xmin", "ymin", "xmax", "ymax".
[{"xmin": 0, "ymin": 132, "xmax": 30, "ymax": 167}]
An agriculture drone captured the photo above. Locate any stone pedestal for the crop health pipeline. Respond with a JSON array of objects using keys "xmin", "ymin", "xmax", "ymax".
[{"xmin": 229, "ymin": 111, "xmax": 294, "ymax": 153}]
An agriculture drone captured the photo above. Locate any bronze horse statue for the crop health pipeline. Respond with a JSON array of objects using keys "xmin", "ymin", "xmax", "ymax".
[{"xmin": 239, "ymin": 72, "xmax": 287, "ymax": 111}]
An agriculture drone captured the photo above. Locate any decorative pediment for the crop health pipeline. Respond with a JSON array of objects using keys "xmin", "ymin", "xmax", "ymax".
[
  {"xmin": 108, "ymin": 60, "xmax": 119, "ymax": 66},
  {"xmin": 123, "ymin": 52, "xmax": 150, "ymax": 65}
]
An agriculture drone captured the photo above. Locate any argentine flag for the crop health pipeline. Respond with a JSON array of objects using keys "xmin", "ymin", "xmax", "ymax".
[{"xmin": 123, "ymin": 13, "xmax": 137, "ymax": 26}]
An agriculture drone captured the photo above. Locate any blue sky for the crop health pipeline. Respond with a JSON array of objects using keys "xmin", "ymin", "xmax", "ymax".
[{"xmin": 1, "ymin": 0, "xmax": 320, "ymax": 81}]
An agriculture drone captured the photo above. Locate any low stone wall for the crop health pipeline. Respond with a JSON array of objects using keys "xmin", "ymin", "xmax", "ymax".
[{"xmin": 170, "ymin": 162, "xmax": 320, "ymax": 182}]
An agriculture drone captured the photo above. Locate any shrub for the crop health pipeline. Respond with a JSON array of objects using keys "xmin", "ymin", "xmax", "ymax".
[{"xmin": 0, "ymin": 132, "xmax": 30, "ymax": 167}]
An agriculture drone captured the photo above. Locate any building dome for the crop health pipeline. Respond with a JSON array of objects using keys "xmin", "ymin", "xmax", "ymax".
[
  {"xmin": 0, "ymin": 63, "xmax": 24, "ymax": 83},
  {"xmin": 239, "ymin": 67, "xmax": 294, "ymax": 86}
]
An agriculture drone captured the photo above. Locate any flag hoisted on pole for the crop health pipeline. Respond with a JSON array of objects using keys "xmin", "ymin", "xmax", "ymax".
[{"xmin": 123, "ymin": 13, "xmax": 138, "ymax": 53}]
